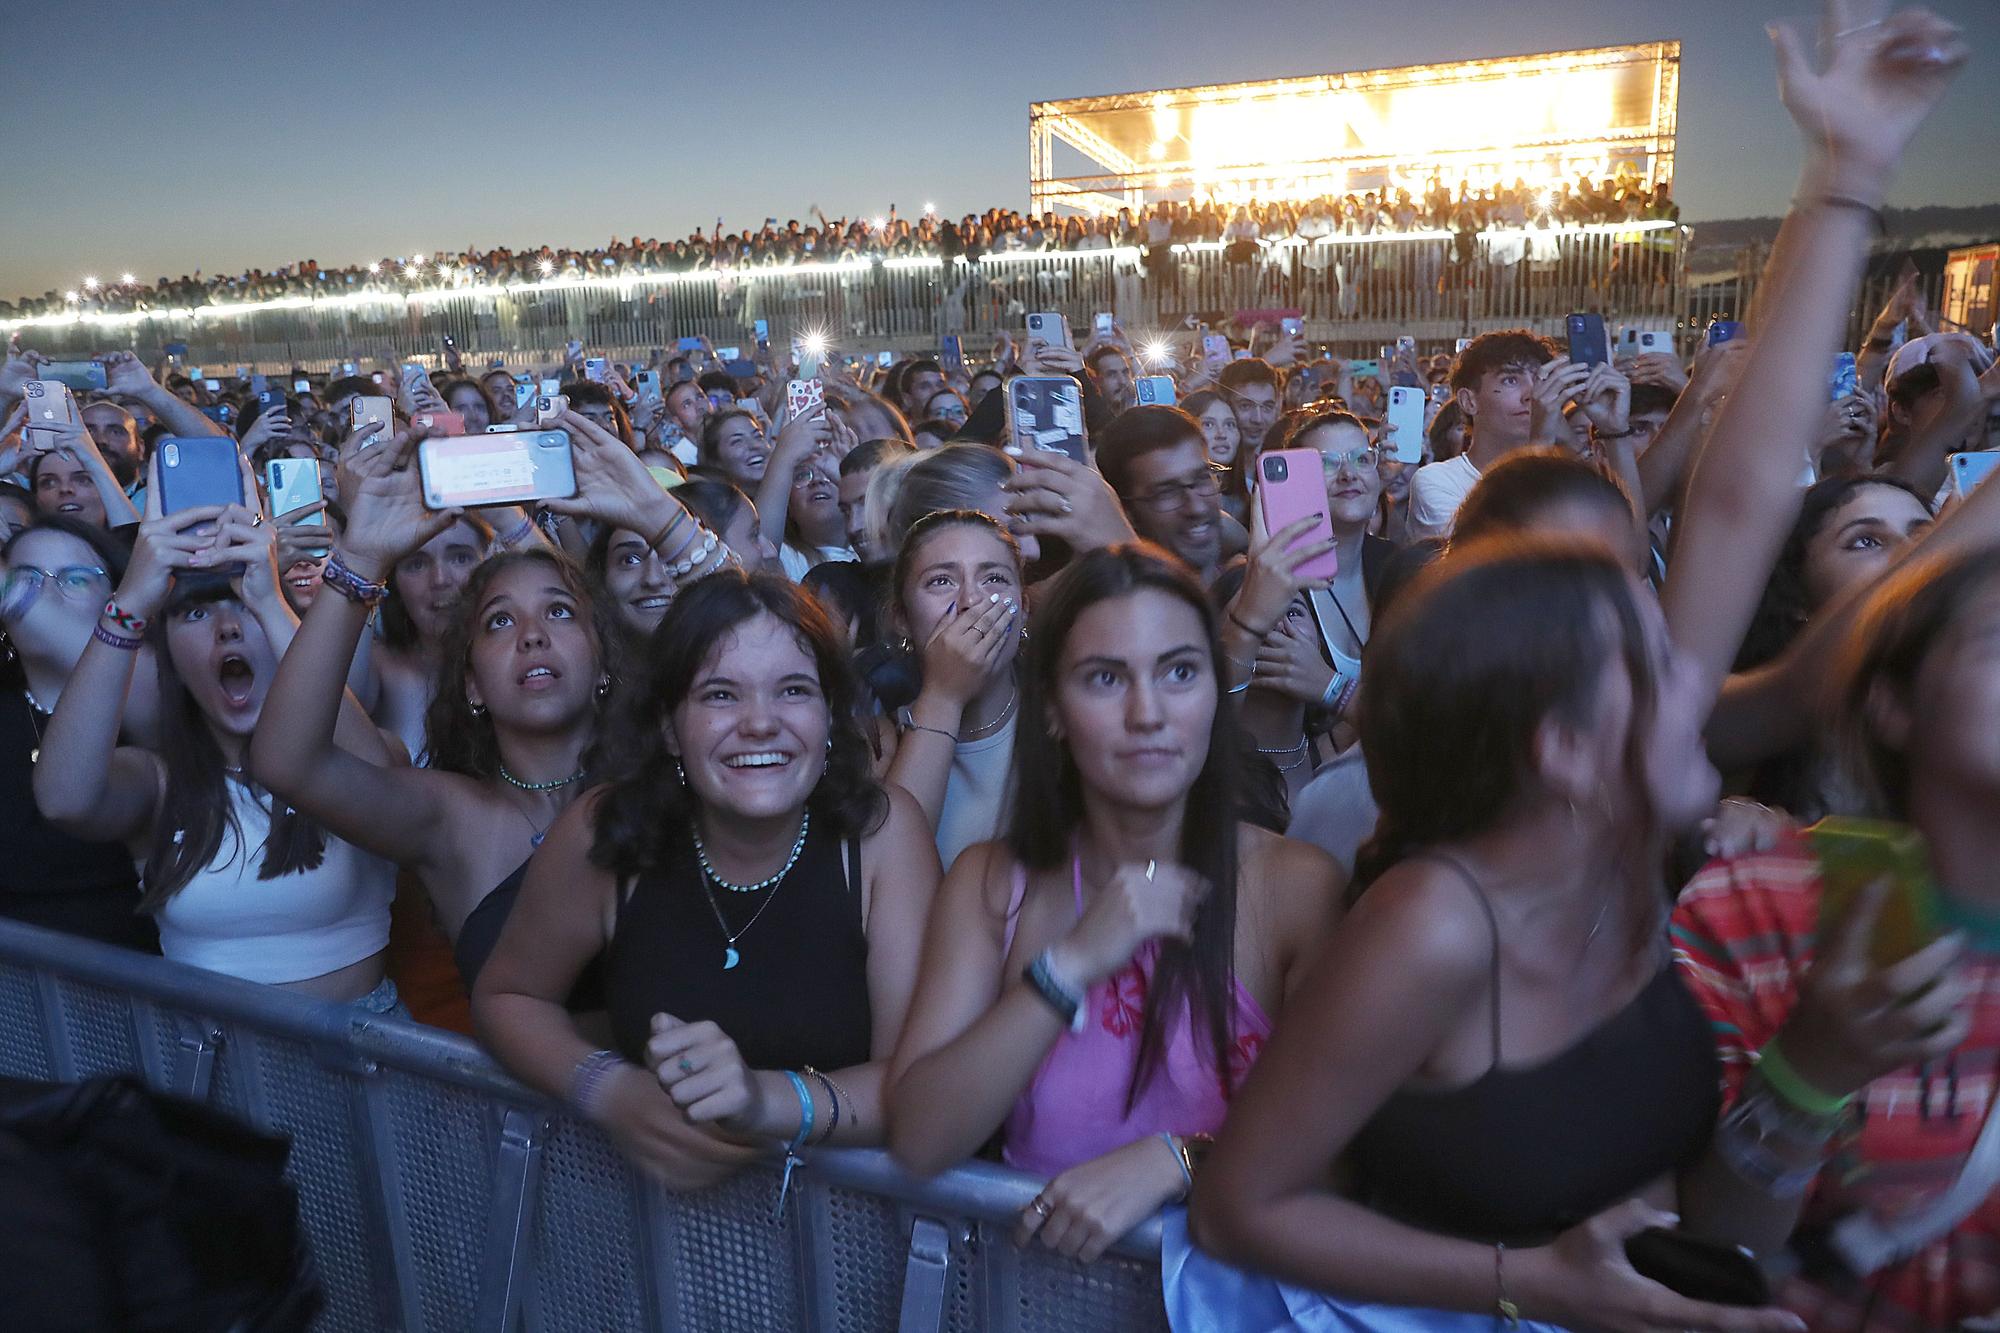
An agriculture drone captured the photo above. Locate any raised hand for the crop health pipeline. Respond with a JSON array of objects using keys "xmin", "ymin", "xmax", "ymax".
[
  {"xmin": 100, "ymin": 350, "xmax": 161, "ymax": 398},
  {"xmin": 333, "ymin": 423, "xmax": 459, "ymax": 580},
  {"xmin": 539, "ymin": 409, "xmax": 681, "ymax": 537}
]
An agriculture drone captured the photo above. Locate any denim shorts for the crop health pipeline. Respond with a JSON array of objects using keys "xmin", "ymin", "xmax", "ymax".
[{"xmin": 350, "ymin": 976, "xmax": 409, "ymax": 1019}]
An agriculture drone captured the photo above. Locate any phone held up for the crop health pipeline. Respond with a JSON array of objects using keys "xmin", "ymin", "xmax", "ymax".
[
  {"xmin": 1565, "ymin": 312, "xmax": 1610, "ymax": 367},
  {"xmin": 1005, "ymin": 376, "xmax": 1088, "ymax": 463},
  {"xmin": 1255, "ymin": 449, "xmax": 1339, "ymax": 582},
  {"xmin": 418, "ymin": 430, "xmax": 577, "ymax": 511},
  {"xmin": 1810, "ymin": 816, "xmax": 1941, "ymax": 970}
]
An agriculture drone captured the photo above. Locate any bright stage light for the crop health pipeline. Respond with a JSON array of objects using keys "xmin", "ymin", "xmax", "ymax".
[
  {"xmin": 83, "ymin": 276, "xmax": 99, "ymax": 290},
  {"xmin": 539, "ymin": 258, "xmax": 555, "ymax": 274},
  {"xmin": 63, "ymin": 291, "xmax": 79, "ymax": 303},
  {"xmin": 368, "ymin": 263, "xmax": 380, "ymax": 275},
  {"xmin": 120, "ymin": 273, "xmax": 136, "ymax": 285},
  {"xmin": 1142, "ymin": 340, "xmax": 1172, "ymax": 366}
]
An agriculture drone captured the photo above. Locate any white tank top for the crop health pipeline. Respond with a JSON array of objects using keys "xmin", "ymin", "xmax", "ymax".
[{"xmin": 154, "ymin": 780, "xmax": 395, "ymax": 985}]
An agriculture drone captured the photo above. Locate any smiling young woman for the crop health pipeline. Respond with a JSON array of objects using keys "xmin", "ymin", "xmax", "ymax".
[{"xmin": 473, "ymin": 570, "xmax": 940, "ymax": 1190}]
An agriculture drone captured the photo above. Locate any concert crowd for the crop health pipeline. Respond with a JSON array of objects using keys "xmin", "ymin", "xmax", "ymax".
[{"xmin": 3, "ymin": 7, "xmax": 1996, "ymax": 1329}]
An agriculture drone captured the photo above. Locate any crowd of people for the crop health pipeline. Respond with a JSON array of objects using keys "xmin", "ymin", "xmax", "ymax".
[
  {"xmin": 6, "ymin": 7, "xmax": 2000, "ymax": 1328},
  {"xmin": 2, "ymin": 169, "xmax": 1675, "ymax": 322}
]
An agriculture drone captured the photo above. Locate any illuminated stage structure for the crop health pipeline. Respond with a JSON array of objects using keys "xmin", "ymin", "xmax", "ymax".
[{"xmin": 1029, "ymin": 43, "xmax": 1680, "ymax": 216}]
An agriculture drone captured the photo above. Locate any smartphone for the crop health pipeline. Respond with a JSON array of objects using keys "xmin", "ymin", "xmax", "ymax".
[
  {"xmin": 1566, "ymin": 312, "xmax": 1610, "ymax": 367},
  {"xmin": 255, "ymin": 385, "xmax": 288, "ymax": 418},
  {"xmin": 940, "ymin": 334, "xmax": 964, "ymax": 371},
  {"xmin": 564, "ymin": 339, "xmax": 583, "ymax": 363},
  {"xmin": 1624, "ymin": 1230, "xmax": 1769, "ymax": 1308},
  {"xmin": 33, "ymin": 360, "xmax": 106, "ymax": 394},
  {"xmin": 1831, "ymin": 351, "xmax": 1859, "ymax": 403},
  {"xmin": 875, "ymin": 351, "xmax": 894, "ymax": 369},
  {"xmin": 1005, "ymin": 376, "xmax": 1088, "ymax": 463},
  {"xmin": 1810, "ymin": 816, "xmax": 1940, "ymax": 971},
  {"xmin": 1349, "ymin": 359, "xmax": 1380, "ymax": 379},
  {"xmin": 1201, "ymin": 333, "xmax": 1231, "ymax": 366},
  {"xmin": 538, "ymin": 377, "xmax": 561, "ymax": 395},
  {"xmin": 413, "ymin": 409, "xmax": 467, "ymax": 436},
  {"xmin": 21, "ymin": 379, "xmax": 80, "ymax": 449},
  {"xmin": 1950, "ymin": 450, "xmax": 2000, "ymax": 499},
  {"xmin": 292, "ymin": 378, "xmax": 311, "ymax": 394},
  {"xmin": 584, "ymin": 356, "xmax": 608, "ymax": 383},
  {"xmin": 1707, "ymin": 320, "xmax": 1743, "ymax": 347},
  {"xmin": 635, "ymin": 370, "xmax": 663, "ymax": 403},
  {"xmin": 534, "ymin": 394, "xmax": 568, "ymax": 425},
  {"xmin": 417, "ymin": 430, "xmax": 577, "ymax": 510},
  {"xmin": 1026, "ymin": 311, "xmax": 1072, "ymax": 351},
  {"xmin": 1385, "ymin": 386, "xmax": 1427, "ymax": 464},
  {"xmin": 716, "ymin": 346, "xmax": 741, "ymax": 361},
  {"xmin": 197, "ymin": 405, "xmax": 233, "ymax": 426},
  {"xmin": 155, "ymin": 436, "xmax": 245, "ymax": 515},
  {"xmin": 786, "ymin": 378, "xmax": 826, "ymax": 422},
  {"xmin": 164, "ymin": 342, "xmax": 189, "ymax": 362},
  {"xmin": 340, "ymin": 360, "xmax": 358, "ymax": 375},
  {"xmin": 1279, "ymin": 316, "xmax": 1304, "ymax": 342},
  {"xmin": 1093, "ymin": 312, "xmax": 1115, "ymax": 339},
  {"xmin": 205, "ymin": 379, "xmax": 223, "ymax": 392},
  {"xmin": 1255, "ymin": 449, "xmax": 1339, "ymax": 581},
  {"xmin": 676, "ymin": 336, "xmax": 702, "ymax": 353},
  {"xmin": 1455, "ymin": 337, "xmax": 1474, "ymax": 354},
  {"xmin": 512, "ymin": 381, "xmax": 536, "ymax": 412},
  {"xmin": 723, "ymin": 359, "xmax": 757, "ymax": 378},
  {"xmin": 1135, "ymin": 375, "xmax": 1176, "ymax": 407},
  {"xmin": 265, "ymin": 458, "xmax": 327, "ymax": 539},
  {"xmin": 753, "ymin": 318, "xmax": 770, "ymax": 352}
]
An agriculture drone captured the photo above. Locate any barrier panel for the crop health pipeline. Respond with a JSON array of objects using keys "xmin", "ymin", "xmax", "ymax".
[
  {"xmin": 0, "ymin": 918, "xmax": 1168, "ymax": 1333},
  {"xmin": 9, "ymin": 225, "xmax": 1688, "ymax": 370}
]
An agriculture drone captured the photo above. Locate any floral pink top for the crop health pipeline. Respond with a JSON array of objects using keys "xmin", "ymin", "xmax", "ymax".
[{"xmin": 999, "ymin": 858, "xmax": 1272, "ymax": 1178}]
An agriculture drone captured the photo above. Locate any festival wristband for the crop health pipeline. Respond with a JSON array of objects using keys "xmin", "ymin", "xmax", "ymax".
[
  {"xmin": 92, "ymin": 623, "xmax": 144, "ymax": 652},
  {"xmin": 101, "ymin": 598, "xmax": 148, "ymax": 635},
  {"xmin": 1756, "ymin": 1038, "xmax": 1853, "ymax": 1118}
]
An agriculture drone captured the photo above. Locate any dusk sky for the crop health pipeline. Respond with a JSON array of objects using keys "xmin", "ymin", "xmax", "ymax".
[{"xmin": 6, "ymin": 0, "xmax": 1998, "ymax": 299}]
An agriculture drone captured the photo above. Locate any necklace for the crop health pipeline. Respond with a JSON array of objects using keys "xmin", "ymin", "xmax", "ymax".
[
  {"xmin": 960, "ymin": 686, "xmax": 1018, "ymax": 741},
  {"xmin": 503, "ymin": 793, "xmax": 556, "ymax": 849},
  {"xmin": 692, "ymin": 810, "xmax": 811, "ymax": 894},
  {"xmin": 698, "ymin": 870, "xmax": 788, "ymax": 971},
  {"xmin": 1256, "ymin": 735, "xmax": 1309, "ymax": 773},
  {"xmin": 19, "ymin": 687, "xmax": 47, "ymax": 766},
  {"xmin": 499, "ymin": 763, "xmax": 585, "ymax": 793}
]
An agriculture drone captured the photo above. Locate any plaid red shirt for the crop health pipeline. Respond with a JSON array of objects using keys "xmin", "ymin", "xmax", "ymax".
[{"xmin": 1673, "ymin": 834, "xmax": 2000, "ymax": 1331}]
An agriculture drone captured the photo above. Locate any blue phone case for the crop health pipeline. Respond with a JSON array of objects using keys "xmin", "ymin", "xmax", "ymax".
[{"xmin": 156, "ymin": 437, "xmax": 245, "ymax": 515}]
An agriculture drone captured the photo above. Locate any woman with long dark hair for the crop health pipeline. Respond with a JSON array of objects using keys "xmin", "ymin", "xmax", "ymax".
[
  {"xmin": 252, "ymin": 414, "xmax": 692, "ymax": 987},
  {"xmin": 474, "ymin": 570, "xmax": 939, "ymax": 1189},
  {"xmin": 887, "ymin": 544, "xmax": 1339, "ymax": 1264},
  {"xmin": 34, "ymin": 476, "xmax": 400, "ymax": 1005}
]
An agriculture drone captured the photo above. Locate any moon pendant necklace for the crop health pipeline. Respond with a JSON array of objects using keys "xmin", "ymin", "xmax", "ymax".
[{"xmin": 695, "ymin": 844, "xmax": 799, "ymax": 970}]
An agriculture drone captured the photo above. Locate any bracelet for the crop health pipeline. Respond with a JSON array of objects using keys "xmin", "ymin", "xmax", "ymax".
[
  {"xmin": 1595, "ymin": 425, "xmax": 1640, "ymax": 440},
  {"xmin": 101, "ymin": 598, "xmax": 148, "ymax": 635},
  {"xmin": 1225, "ymin": 607, "xmax": 1269, "ymax": 639},
  {"xmin": 903, "ymin": 722, "xmax": 957, "ymax": 743},
  {"xmin": 92, "ymin": 622, "xmax": 144, "ymax": 652},
  {"xmin": 803, "ymin": 1066, "xmax": 842, "ymax": 1145},
  {"xmin": 1756, "ymin": 1038, "xmax": 1853, "ymax": 1118},
  {"xmin": 1320, "ymin": 672, "xmax": 1359, "ymax": 716},
  {"xmin": 773, "ymin": 1070, "xmax": 815, "ymax": 1221},
  {"xmin": 320, "ymin": 551, "xmax": 390, "ymax": 607},
  {"xmin": 566, "ymin": 1049, "xmax": 624, "ymax": 1120},
  {"xmin": 659, "ymin": 515, "xmax": 703, "ymax": 563},
  {"xmin": 1161, "ymin": 1132, "xmax": 1193, "ymax": 1201},
  {"xmin": 1024, "ymin": 948, "xmax": 1088, "ymax": 1034},
  {"xmin": 496, "ymin": 514, "xmax": 536, "ymax": 548},
  {"xmin": 646, "ymin": 509, "xmax": 689, "ymax": 554},
  {"xmin": 1809, "ymin": 193, "xmax": 1887, "ymax": 234},
  {"xmin": 1494, "ymin": 1243, "xmax": 1521, "ymax": 1327},
  {"xmin": 669, "ymin": 531, "xmax": 719, "ymax": 580}
]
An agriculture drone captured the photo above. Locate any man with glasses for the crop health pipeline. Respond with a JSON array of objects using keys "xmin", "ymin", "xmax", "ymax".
[{"xmin": 1095, "ymin": 405, "xmax": 1227, "ymax": 582}]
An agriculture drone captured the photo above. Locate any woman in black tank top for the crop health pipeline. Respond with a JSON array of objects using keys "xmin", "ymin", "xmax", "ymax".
[
  {"xmin": 1191, "ymin": 543, "xmax": 1785, "ymax": 1329},
  {"xmin": 474, "ymin": 571, "xmax": 940, "ymax": 1191}
]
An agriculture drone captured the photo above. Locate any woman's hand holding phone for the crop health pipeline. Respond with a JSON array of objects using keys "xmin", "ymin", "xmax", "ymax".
[
  {"xmin": 333, "ymin": 422, "xmax": 458, "ymax": 583},
  {"xmin": 1778, "ymin": 877, "xmax": 1969, "ymax": 1101},
  {"xmin": 999, "ymin": 448, "xmax": 1134, "ymax": 552},
  {"xmin": 1232, "ymin": 503, "xmax": 1337, "ymax": 640},
  {"xmin": 540, "ymin": 410, "xmax": 681, "ymax": 537}
]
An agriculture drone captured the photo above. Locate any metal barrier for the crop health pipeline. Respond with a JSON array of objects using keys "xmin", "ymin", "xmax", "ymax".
[
  {"xmin": 0, "ymin": 918, "xmax": 1168, "ymax": 1333},
  {"xmin": 8, "ymin": 225, "xmax": 1688, "ymax": 371}
]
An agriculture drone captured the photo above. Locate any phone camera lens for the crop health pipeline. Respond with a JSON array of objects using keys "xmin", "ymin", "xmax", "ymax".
[{"xmin": 1265, "ymin": 457, "xmax": 1287, "ymax": 482}]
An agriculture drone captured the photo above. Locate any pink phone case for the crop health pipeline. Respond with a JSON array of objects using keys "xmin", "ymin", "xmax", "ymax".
[{"xmin": 1256, "ymin": 449, "xmax": 1339, "ymax": 582}]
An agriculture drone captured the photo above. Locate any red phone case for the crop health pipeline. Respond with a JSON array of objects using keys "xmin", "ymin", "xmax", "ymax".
[{"xmin": 1256, "ymin": 449, "xmax": 1339, "ymax": 582}]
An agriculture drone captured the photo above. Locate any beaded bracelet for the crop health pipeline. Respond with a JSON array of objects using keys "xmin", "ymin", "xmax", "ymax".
[
  {"xmin": 101, "ymin": 598, "xmax": 148, "ymax": 636},
  {"xmin": 92, "ymin": 622, "xmax": 144, "ymax": 652},
  {"xmin": 669, "ymin": 531, "xmax": 719, "ymax": 580},
  {"xmin": 566, "ymin": 1049, "xmax": 624, "ymax": 1120}
]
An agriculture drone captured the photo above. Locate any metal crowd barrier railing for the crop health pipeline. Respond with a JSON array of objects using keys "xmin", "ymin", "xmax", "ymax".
[
  {"xmin": 7, "ymin": 224, "xmax": 1688, "ymax": 371},
  {"xmin": 0, "ymin": 918, "xmax": 1167, "ymax": 1333}
]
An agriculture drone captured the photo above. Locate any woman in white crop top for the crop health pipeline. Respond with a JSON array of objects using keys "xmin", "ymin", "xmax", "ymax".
[{"xmin": 34, "ymin": 482, "xmax": 398, "ymax": 1003}]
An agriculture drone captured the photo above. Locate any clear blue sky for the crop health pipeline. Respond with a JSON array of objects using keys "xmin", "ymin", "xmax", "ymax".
[{"xmin": 5, "ymin": 0, "xmax": 1996, "ymax": 298}]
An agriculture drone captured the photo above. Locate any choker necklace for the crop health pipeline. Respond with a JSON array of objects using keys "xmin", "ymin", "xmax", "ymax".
[
  {"xmin": 960, "ymin": 686, "xmax": 1018, "ymax": 741},
  {"xmin": 693, "ymin": 810, "xmax": 811, "ymax": 894},
  {"xmin": 500, "ymin": 763, "xmax": 585, "ymax": 792}
]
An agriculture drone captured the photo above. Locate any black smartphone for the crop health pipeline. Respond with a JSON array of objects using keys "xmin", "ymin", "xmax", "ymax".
[
  {"xmin": 1624, "ymin": 1229, "xmax": 1769, "ymax": 1307},
  {"xmin": 1566, "ymin": 312, "xmax": 1610, "ymax": 367}
]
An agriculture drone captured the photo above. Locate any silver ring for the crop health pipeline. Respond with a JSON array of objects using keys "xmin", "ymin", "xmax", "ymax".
[
  {"xmin": 677, "ymin": 1056, "xmax": 694, "ymax": 1076},
  {"xmin": 1030, "ymin": 1197, "xmax": 1052, "ymax": 1218}
]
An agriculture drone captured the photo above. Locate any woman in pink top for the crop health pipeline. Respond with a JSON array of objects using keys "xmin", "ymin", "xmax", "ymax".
[{"xmin": 888, "ymin": 544, "xmax": 1340, "ymax": 1263}]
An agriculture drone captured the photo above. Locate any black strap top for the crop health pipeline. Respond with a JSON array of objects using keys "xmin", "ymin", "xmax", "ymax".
[
  {"xmin": 1345, "ymin": 855, "xmax": 1719, "ymax": 1246},
  {"xmin": 605, "ymin": 817, "xmax": 872, "ymax": 1073},
  {"xmin": 0, "ymin": 689, "xmax": 156, "ymax": 952},
  {"xmin": 454, "ymin": 860, "xmax": 607, "ymax": 1010}
]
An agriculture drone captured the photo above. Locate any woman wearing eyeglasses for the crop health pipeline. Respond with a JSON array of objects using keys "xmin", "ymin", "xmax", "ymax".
[{"xmin": 0, "ymin": 516, "xmax": 160, "ymax": 950}]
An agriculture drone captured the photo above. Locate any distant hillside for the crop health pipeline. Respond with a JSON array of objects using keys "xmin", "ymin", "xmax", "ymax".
[{"xmin": 1685, "ymin": 203, "xmax": 2000, "ymax": 280}]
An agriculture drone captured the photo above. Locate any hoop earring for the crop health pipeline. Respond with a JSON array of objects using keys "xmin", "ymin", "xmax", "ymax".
[
  {"xmin": 469, "ymin": 701, "xmax": 486, "ymax": 717},
  {"xmin": 674, "ymin": 757, "xmax": 686, "ymax": 786}
]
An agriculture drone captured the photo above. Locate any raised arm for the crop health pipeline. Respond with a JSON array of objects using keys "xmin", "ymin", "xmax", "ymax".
[
  {"xmin": 1663, "ymin": 4, "xmax": 1967, "ymax": 701},
  {"xmin": 29, "ymin": 419, "xmax": 139, "ymax": 527},
  {"xmin": 753, "ymin": 405, "xmax": 833, "ymax": 549},
  {"xmin": 249, "ymin": 424, "xmax": 458, "ymax": 866},
  {"xmin": 102, "ymin": 351, "xmax": 226, "ymax": 440}
]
